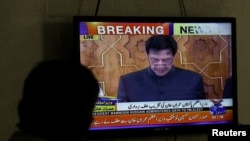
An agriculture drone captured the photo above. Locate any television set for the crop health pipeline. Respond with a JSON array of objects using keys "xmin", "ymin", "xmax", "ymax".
[{"xmin": 73, "ymin": 16, "xmax": 237, "ymax": 138}]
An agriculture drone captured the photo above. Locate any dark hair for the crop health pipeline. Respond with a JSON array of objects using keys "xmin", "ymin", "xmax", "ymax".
[
  {"xmin": 17, "ymin": 60, "xmax": 99, "ymax": 141},
  {"xmin": 145, "ymin": 35, "xmax": 177, "ymax": 55}
]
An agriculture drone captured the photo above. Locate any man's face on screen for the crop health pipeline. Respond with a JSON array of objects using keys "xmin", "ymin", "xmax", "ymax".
[{"xmin": 148, "ymin": 49, "xmax": 174, "ymax": 77}]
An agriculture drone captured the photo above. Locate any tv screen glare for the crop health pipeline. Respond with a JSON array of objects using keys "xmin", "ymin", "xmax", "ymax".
[{"xmin": 73, "ymin": 16, "xmax": 237, "ymax": 137}]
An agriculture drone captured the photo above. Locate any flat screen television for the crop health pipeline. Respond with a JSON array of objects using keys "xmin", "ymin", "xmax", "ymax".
[{"xmin": 73, "ymin": 16, "xmax": 237, "ymax": 138}]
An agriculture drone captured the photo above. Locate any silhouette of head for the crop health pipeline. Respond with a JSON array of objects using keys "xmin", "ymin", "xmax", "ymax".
[{"xmin": 17, "ymin": 60, "xmax": 99, "ymax": 141}]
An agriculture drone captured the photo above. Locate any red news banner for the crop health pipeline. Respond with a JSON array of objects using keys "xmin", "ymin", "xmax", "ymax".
[
  {"xmin": 85, "ymin": 22, "xmax": 170, "ymax": 35},
  {"xmin": 91, "ymin": 99, "xmax": 233, "ymax": 128}
]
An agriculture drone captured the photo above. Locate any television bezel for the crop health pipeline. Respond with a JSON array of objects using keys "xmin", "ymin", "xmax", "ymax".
[{"xmin": 73, "ymin": 16, "xmax": 238, "ymax": 138}]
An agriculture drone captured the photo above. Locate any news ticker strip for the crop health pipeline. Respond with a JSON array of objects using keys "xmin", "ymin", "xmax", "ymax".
[
  {"xmin": 79, "ymin": 22, "xmax": 232, "ymax": 36},
  {"xmin": 91, "ymin": 110, "xmax": 233, "ymax": 128},
  {"xmin": 93, "ymin": 99, "xmax": 233, "ymax": 113},
  {"xmin": 93, "ymin": 107, "xmax": 233, "ymax": 114},
  {"xmin": 116, "ymin": 99, "xmax": 232, "ymax": 110}
]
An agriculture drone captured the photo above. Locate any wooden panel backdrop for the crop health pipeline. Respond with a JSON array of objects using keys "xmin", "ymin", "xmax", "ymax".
[{"xmin": 80, "ymin": 35, "xmax": 232, "ymax": 99}]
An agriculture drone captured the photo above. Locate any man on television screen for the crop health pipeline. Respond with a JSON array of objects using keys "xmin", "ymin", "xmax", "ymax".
[{"xmin": 117, "ymin": 35, "xmax": 206, "ymax": 102}]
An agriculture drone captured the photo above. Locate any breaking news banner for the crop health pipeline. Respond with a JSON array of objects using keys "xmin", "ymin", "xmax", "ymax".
[{"xmin": 208, "ymin": 125, "xmax": 250, "ymax": 140}]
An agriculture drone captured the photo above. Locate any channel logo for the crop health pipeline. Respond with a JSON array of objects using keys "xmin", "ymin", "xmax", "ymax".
[{"xmin": 209, "ymin": 100, "xmax": 226, "ymax": 115}]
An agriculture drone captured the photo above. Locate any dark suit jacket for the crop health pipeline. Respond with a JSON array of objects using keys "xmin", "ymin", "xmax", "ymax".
[
  {"xmin": 223, "ymin": 77, "xmax": 232, "ymax": 98},
  {"xmin": 117, "ymin": 67, "xmax": 205, "ymax": 102}
]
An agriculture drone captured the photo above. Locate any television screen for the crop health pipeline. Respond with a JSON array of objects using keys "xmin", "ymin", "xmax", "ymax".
[{"xmin": 73, "ymin": 16, "xmax": 237, "ymax": 137}]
